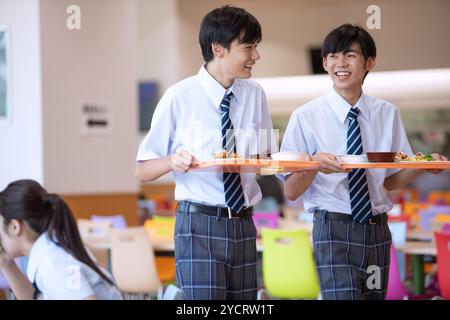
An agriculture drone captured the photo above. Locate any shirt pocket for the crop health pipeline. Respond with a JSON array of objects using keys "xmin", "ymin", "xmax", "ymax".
[
  {"xmin": 364, "ymin": 137, "xmax": 392, "ymax": 152},
  {"xmin": 235, "ymin": 122, "xmax": 262, "ymax": 157},
  {"xmin": 173, "ymin": 124, "xmax": 221, "ymax": 160}
]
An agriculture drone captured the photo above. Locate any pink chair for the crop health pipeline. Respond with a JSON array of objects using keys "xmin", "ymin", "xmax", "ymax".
[
  {"xmin": 435, "ymin": 232, "xmax": 450, "ymax": 299},
  {"xmin": 252, "ymin": 212, "xmax": 280, "ymax": 229},
  {"xmin": 442, "ymin": 224, "xmax": 450, "ymax": 234},
  {"xmin": 386, "ymin": 244, "xmax": 408, "ymax": 300}
]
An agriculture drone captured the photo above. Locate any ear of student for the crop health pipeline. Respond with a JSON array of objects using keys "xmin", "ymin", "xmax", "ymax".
[
  {"xmin": 322, "ymin": 57, "xmax": 329, "ymax": 72},
  {"xmin": 211, "ymin": 42, "xmax": 224, "ymax": 58},
  {"xmin": 366, "ymin": 57, "xmax": 376, "ymax": 71},
  {"xmin": 10, "ymin": 219, "xmax": 22, "ymax": 236}
]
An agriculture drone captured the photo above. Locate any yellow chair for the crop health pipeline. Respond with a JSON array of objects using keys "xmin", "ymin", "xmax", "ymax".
[
  {"xmin": 110, "ymin": 227, "xmax": 163, "ymax": 299},
  {"xmin": 402, "ymin": 202, "xmax": 430, "ymax": 228},
  {"xmin": 434, "ymin": 213, "xmax": 450, "ymax": 223},
  {"xmin": 431, "ymin": 214, "xmax": 450, "ymax": 234},
  {"xmin": 428, "ymin": 191, "xmax": 450, "ymax": 205},
  {"xmin": 259, "ymin": 228, "xmax": 320, "ymax": 299},
  {"xmin": 144, "ymin": 217, "xmax": 176, "ymax": 283},
  {"xmin": 144, "ymin": 216, "xmax": 175, "ymax": 243}
]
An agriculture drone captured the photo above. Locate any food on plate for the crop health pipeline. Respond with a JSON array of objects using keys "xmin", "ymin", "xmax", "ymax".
[
  {"xmin": 394, "ymin": 151, "xmax": 409, "ymax": 161},
  {"xmin": 395, "ymin": 151, "xmax": 434, "ymax": 162}
]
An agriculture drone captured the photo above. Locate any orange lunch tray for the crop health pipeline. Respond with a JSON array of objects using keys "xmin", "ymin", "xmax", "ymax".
[
  {"xmin": 340, "ymin": 161, "xmax": 450, "ymax": 170},
  {"xmin": 191, "ymin": 158, "xmax": 320, "ymax": 174}
]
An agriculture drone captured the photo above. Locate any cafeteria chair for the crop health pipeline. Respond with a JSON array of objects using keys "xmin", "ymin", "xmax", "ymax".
[
  {"xmin": 388, "ymin": 215, "xmax": 411, "ymax": 228},
  {"xmin": 110, "ymin": 227, "xmax": 163, "ymax": 299},
  {"xmin": 388, "ymin": 221, "xmax": 407, "ymax": 281},
  {"xmin": 0, "ymin": 270, "xmax": 11, "ymax": 299},
  {"xmin": 389, "ymin": 221, "xmax": 407, "ymax": 246},
  {"xmin": 442, "ymin": 224, "xmax": 450, "ymax": 234},
  {"xmin": 77, "ymin": 219, "xmax": 112, "ymax": 241},
  {"xmin": 0, "ymin": 258, "xmax": 27, "ymax": 300},
  {"xmin": 252, "ymin": 212, "xmax": 280, "ymax": 229},
  {"xmin": 144, "ymin": 216, "xmax": 176, "ymax": 283},
  {"xmin": 419, "ymin": 210, "xmax": 439, "ymax": 231},
  {"xmin": 91, "ymin": 214, "xmax": 127, "ymax": 229},
  {"xmin": 144, "ymin": 215, "xmax": 175, "ymax": 243},
  {"xmin": 386, "ymin": 245, "xmax": 409, "ymax": 300},
  {"xmin": 434, "ymin": 232, "xmax": 450, "ymax": 299},
  {"xmin": 162, "ymin": 284, "xmax": 184, "ymax": 300},
  {"xmin": 431, "ymin": 215, "xmax": 450, "ymax": 234},
  {"xmin": 386, "ymin": 244, "xmax": 439, "ymax": 300},
  {"xmin": 258, "ymin": 228, "xmax": 320, "ymax": 299},
  {"xmin": 428, "ymin": 191, "xmax": 450, "ymax": 205},
  {"xmin": 77, "ymin": 219, "xmax": 112, "ymax": 270}
]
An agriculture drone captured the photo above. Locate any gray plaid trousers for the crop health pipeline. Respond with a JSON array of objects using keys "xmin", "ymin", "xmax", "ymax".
[
  {"xmin": 312, "ymin": 211, "xmax": 392, "ymax": 300},
  {"xmin": 174, "ymin": 205, "xmax": 258, "ymax": 300}
]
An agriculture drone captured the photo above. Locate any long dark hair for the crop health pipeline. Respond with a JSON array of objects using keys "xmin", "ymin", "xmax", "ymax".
[{"xmin": 0, "ymin": 179, "xmax": 115, "ymax": 286}]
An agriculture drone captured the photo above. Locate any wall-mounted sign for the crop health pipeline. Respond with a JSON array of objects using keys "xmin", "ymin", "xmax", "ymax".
[{"xmin": 81, "ymin": 103, "xmax": 112, "ymax": 135}]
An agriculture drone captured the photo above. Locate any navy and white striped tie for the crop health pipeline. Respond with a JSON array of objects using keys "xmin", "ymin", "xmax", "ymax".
[
  {"xmin": 220, "ymin": 92, "xmax": 245, "ymax": 213},
  {"xmin": 347, "ymin": 107, "xmax": 372, "ymax": 223}
]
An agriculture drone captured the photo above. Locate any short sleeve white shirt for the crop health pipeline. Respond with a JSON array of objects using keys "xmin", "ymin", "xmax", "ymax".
[
  {"xmin": 137, "ymin": 65, "xmax": 278, "ymax": 207},
  {"xmin": 281, "ymin": 88, "xmax": 413, "ymax": 215},
  {"xmin": 26, "ymin": 232, "xmax": 122, "ymax": 300}
]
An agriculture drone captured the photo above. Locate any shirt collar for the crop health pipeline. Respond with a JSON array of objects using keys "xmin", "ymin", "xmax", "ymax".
[
  {"xmin": 26, "ymin": 232, "xmax": 52, "ymax": 283},
  {"xmin": 326, "ymin": 87, "xmax": 369, "ymax": 123},
  {"xmin": 196, "ymin": 64, "xmax": 243, "ymax": 109}
]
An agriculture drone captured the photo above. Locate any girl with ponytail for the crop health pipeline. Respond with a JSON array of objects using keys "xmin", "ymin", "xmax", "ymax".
[{"xmin": 0, "ymin": 179, "xmax": 121, "ymax": 300}]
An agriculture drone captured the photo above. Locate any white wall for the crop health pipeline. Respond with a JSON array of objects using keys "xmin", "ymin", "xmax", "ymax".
[
  {"xmin": 0, "ymin": 0, "xmax": 43, "ymax": 191},
  {"xmin": 40, "ymin": 0, "xmax": 139, "ymax": 194},
  {"xmin": 176, "ymin": 0, "xmax": 450, "ymax": 79},
  {"xmin": 137, "ymin": 0, "xmax": 179, "ymax": 93}
]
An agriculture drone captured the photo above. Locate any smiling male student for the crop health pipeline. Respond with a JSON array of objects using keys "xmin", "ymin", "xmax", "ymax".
[
  {"xmin": 281, "ymin": 24, "xmax": 447, "ymax": 300},
  {"xmin": 135, "ymin": 5, "xmax": 288, "ymax": 300}
]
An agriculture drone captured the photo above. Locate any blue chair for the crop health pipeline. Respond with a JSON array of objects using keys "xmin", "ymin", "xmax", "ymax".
[
  {"xmin": 0, "ymin": 258, "xmax": 27, "ymax": 299},
  {"xmin": 91, "ymin": 214, "xmax": 127, "ymax": 229}
]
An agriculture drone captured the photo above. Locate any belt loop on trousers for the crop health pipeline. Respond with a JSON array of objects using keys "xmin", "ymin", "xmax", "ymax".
[
  {"xmin": 185, "ymin": 201, "xmax": 190, "ymax": 215},
  {"xmin": 323, "ymin": 210, "xmax": 327, "ymax": 225},
  {"xmin": 216, "ymin": 206, "xmax": 221, "ymax": 221}
]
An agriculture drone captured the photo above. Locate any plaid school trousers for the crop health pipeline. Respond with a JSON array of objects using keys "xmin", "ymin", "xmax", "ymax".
[
  {"xmin": 312, "ymin": 210, "xmax": 392, "ymax": 300},
  {"xmin": 174, "ymin": 204, "xmax": 258, "ymax": 300}
]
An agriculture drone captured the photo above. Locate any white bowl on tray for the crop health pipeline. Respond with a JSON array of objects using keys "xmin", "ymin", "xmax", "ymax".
[
  {"xmin": 270, "ymin": 152, "xmax": 306, "ymax": 161},
  {"xmin": 336, "ymin": 154, "xmax": 368, "ymax": 163}
]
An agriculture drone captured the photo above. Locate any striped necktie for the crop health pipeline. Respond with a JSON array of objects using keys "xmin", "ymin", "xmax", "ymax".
[
  {"xmin": 220, "ymin": 92, "xmax": 245, "ymax": 213},
  {"xmin": 347, "ymin": 107, "xmax": 372, "ymax": 223}
]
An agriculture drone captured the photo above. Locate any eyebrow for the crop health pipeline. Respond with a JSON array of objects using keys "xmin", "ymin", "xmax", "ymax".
[{"xmin": 342, "ymin": 49, "xmax": 361, "ymax": 54}]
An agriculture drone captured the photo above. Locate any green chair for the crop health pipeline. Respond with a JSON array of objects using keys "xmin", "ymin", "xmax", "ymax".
[{"xmin": 259, "ymin": 228, "xmax": 320, "ymax": 299}]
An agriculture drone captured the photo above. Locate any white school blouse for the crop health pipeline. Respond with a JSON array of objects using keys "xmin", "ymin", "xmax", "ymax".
[
  {"xmin": 281, "ymin": 88, "xmax": 413, "ymax": 215},
  {"xmin": 26, "ymin": 232, "xmax": 122, "ymax": 300},
  {"xmin": 137, "ymin": 65, "xmax": 278, "ymax": 207}
]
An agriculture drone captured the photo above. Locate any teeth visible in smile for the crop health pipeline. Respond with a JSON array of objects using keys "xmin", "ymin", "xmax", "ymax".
[{"xmin": 336, "ymin": 72, "xmax": 350, "ymax": 76}]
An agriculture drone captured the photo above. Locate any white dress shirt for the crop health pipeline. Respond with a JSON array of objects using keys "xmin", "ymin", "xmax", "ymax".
[
  {"xmin": 27, "ymin": 232, "xmax": 122, "ymax": 300},
  {"xmin": 137, "ymin": 65, "xmax": 278, "ymax": 207},
  {"xmin": 281, "ymin": 88, "xmax": 413, "ymax": 215}
]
